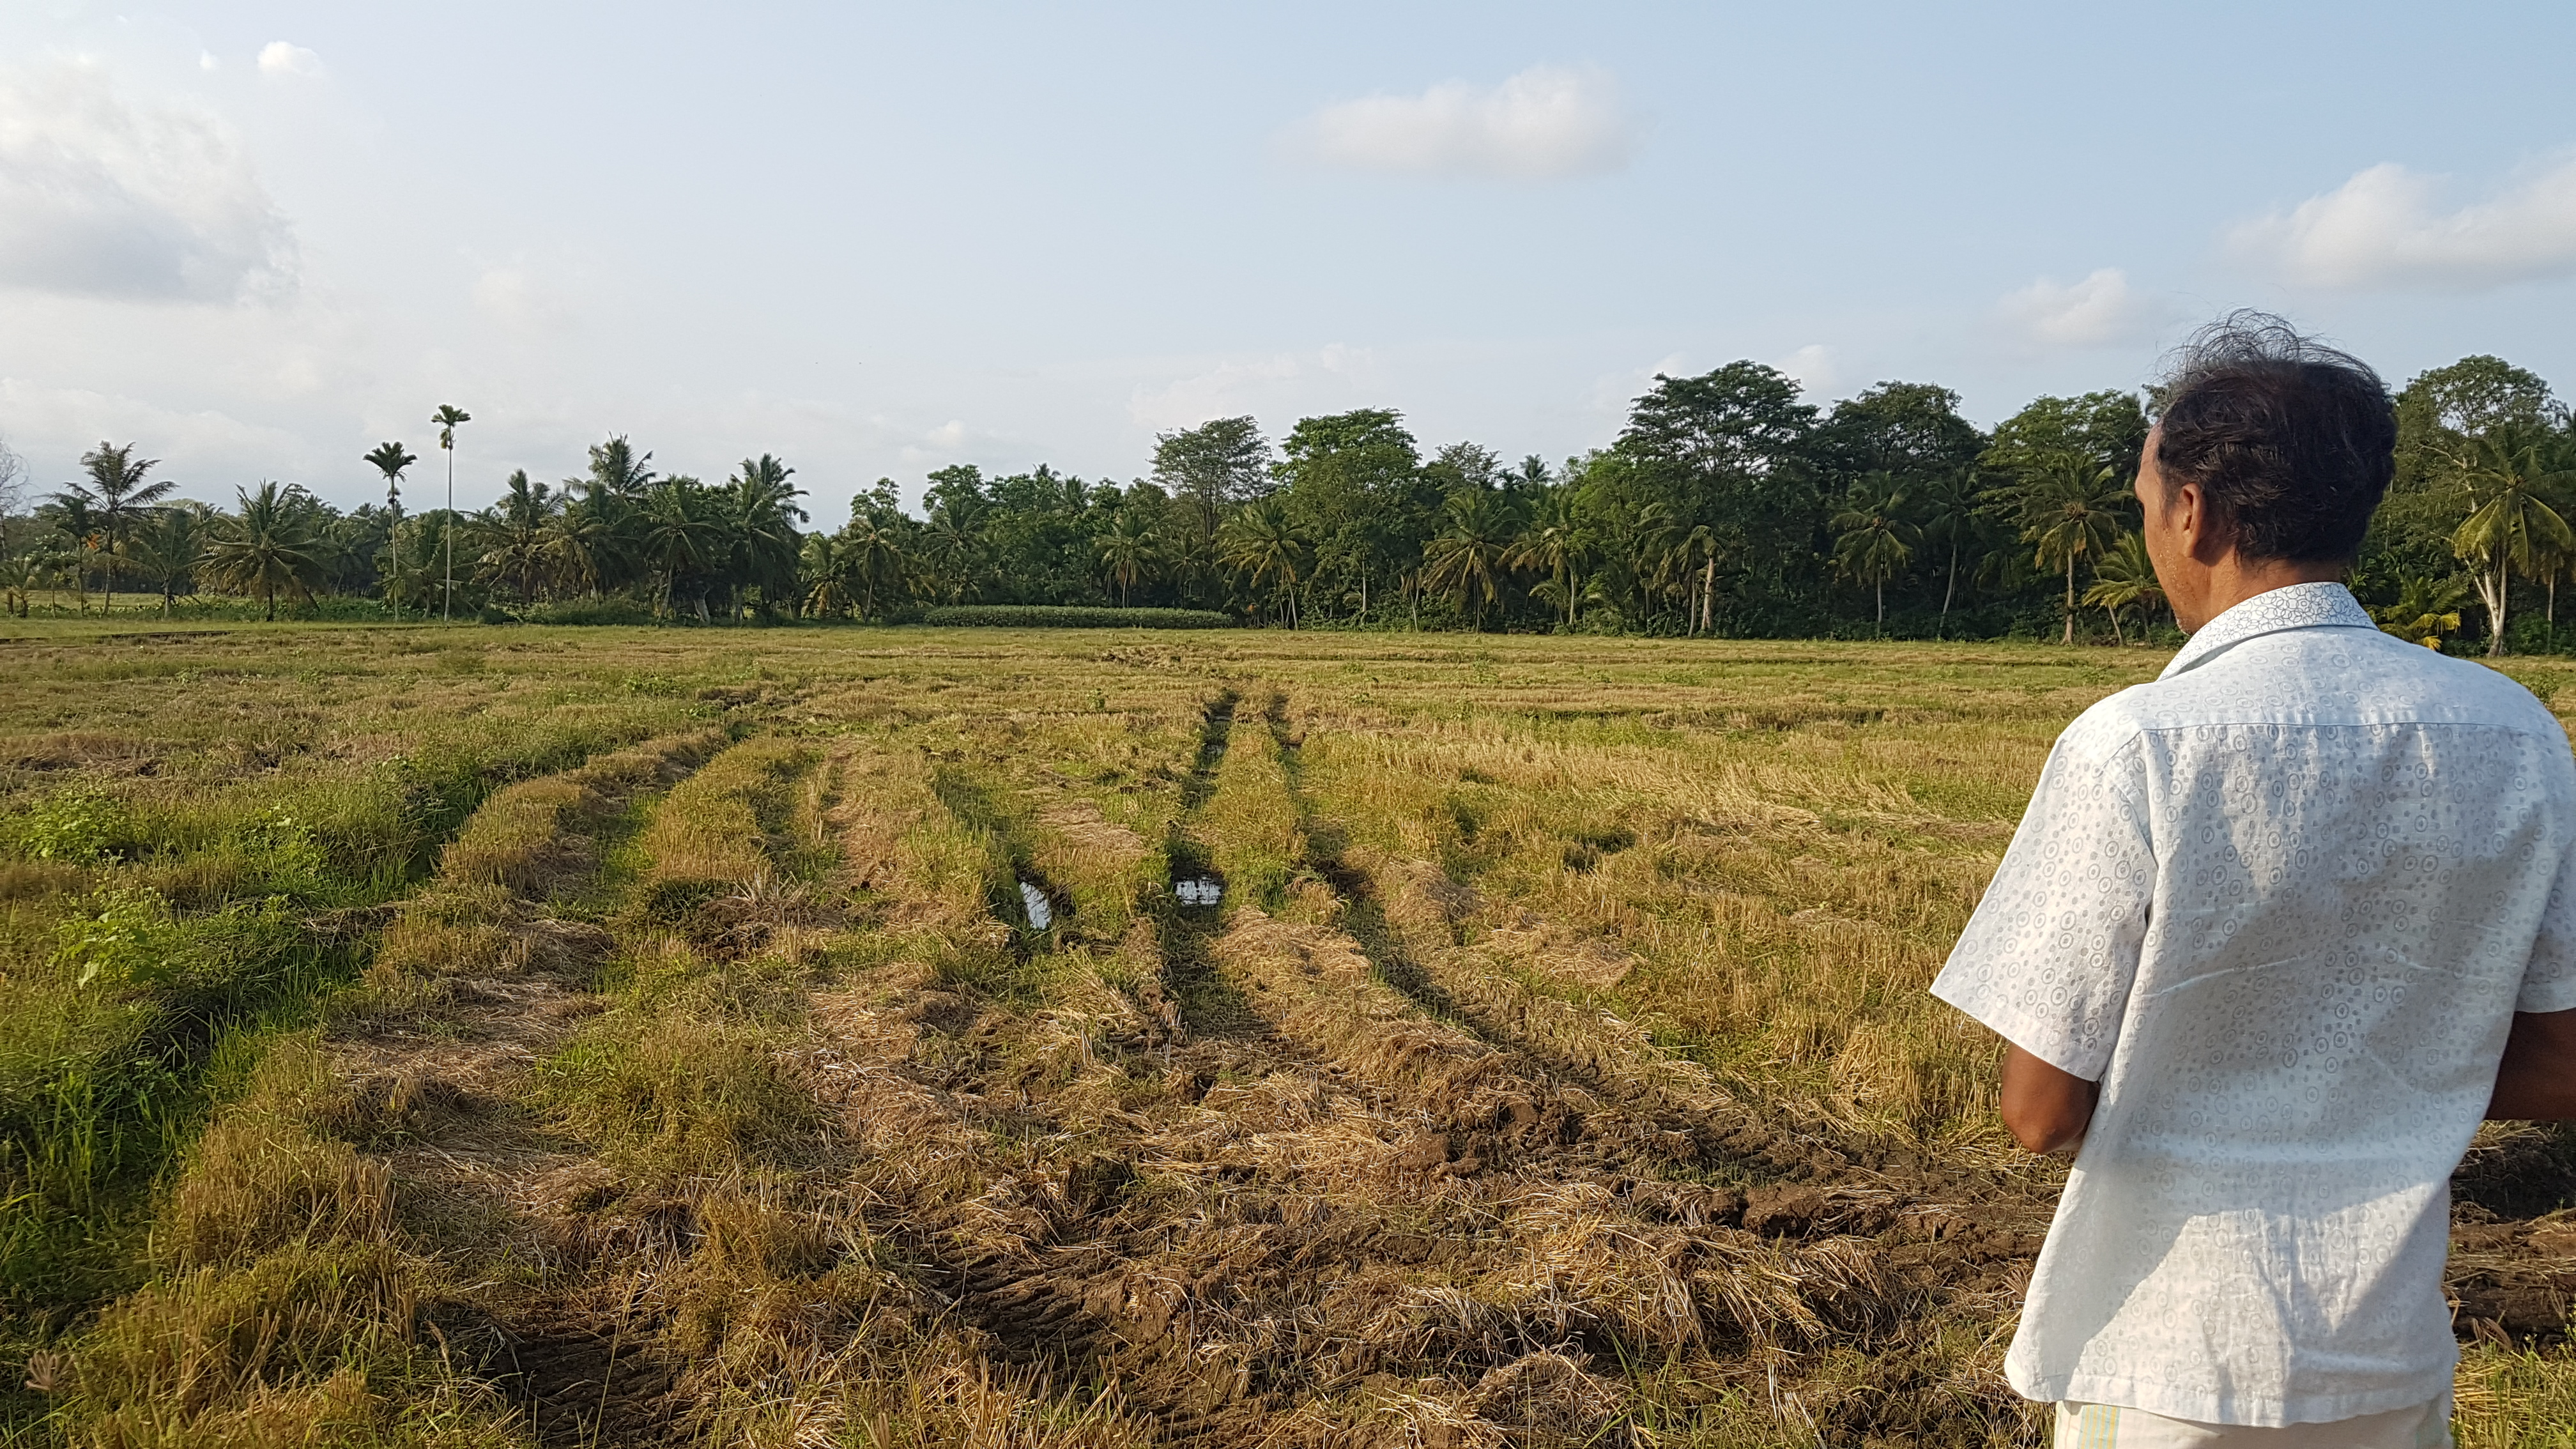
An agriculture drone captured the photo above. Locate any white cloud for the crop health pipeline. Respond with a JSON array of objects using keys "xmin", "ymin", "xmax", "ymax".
[
  {"xmin": 1126, "ymin": 345, "xmax": 1380, "ymax": 432},
  {"xmin": 1774, "ymin": 344, "xmax": 1838, "ymax": 395},
  {"xmin": 1999, "ymin": 267, "xmax": 2163, "ymax": 348},
  {"xmin": 199, "ymin": 52, "xmax": 219, "ymax": 73},
  {"xmin": 471, "ymin": 263, "xmax": 578, "ymax": 333},
  {"xmin": 1289, "ymin": 65, "xmax": 1638, "ymax": 180},
  {"xmin": 257, "ymin": 42, "xmax": 323, "ymax": 79},
  {"xmin": 0, "ymin": 376, "xmax": 307, "ymax": 489},
  {"xmin": 0, "ymin": 63, "xmax": 296, "ymax": 302},
  {"xmin": 1586, "ymin": 352, "xmax": 1687, "ymax": 417},
  {"xmin": 2230, "ymin": 157, "xmax": 2576, "ymax": 290}
]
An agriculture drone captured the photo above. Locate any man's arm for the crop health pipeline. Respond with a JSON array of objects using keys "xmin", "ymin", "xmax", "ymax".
[
  {"xmin": 2002, "ymin": 1043, "xmax": 2099, "ymax": 1156},
  {"xmin": 2488, "ymin": 1008, "xmax": 2576, "ymax": 1120}
]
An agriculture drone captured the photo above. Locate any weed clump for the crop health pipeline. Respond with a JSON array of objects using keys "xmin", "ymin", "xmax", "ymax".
[{"xmin": 541, "ymin": 1010, "xmax": 816, "ymax": 1177}]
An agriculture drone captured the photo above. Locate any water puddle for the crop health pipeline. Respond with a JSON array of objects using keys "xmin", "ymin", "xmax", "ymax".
[
  {"xmin": 1174, "ymin": 876, "xmax": 1223, "ymax": 908},
  {"xmin": 1018, "ymin": 880, "xmax": 1054, "ymax": 930}
]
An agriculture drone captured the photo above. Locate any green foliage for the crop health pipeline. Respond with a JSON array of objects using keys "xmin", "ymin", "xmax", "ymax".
[
  {"xmin": 10, "ymin": 784, "xmax": 135, "ymax": 862},
  {"xmin": 921, "ymin": 604, "xmax": 1233, "ymax": 629},
  {"xmin": 2374, "ymin": 575, "xmax": 2470, "ymax": 649},
  {"xmin": 53, "ymin": 887, "xmax": 173, "ymax": 989},
  {"xmin": 199, "ymin": 482, "xmax": 330, "ymax": 622},
  {"xmin": 36, "ymin": 346, "xmax": 2576, "ymax": 648},
  {"xmin": 516, "ymin": 597, "xmax": 656, "ymax": 626}
]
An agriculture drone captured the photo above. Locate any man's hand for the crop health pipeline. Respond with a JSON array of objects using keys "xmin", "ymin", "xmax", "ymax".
[
  {"xmin": 2488, "ymin": 1009, "xmax": 2576, "ymax": 1121},
  {"xmin": 2002, "ymin": 1044, "xmax": 2099, "ymax": 1156}
]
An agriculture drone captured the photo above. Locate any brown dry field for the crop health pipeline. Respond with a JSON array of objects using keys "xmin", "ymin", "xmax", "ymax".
[{"xmin": 10, "ymin": 622, "xmax": 2576, "ymax": 1447}]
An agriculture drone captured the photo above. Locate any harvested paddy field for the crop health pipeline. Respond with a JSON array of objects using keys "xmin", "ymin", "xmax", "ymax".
[{"xmin": 10, "ymin": 622, "xmax": 2576, "ymax": 1448}]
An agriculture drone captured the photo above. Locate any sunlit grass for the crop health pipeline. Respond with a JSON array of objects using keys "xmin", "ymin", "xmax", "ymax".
[{"xmin": 10, "ymin": 620, "xmax": 2576, "ymax": 1443}]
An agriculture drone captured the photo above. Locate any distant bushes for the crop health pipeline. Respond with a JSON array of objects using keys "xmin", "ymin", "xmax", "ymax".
[
  {"xmin": 921, "ymin": 605, "xmax": 1232, "ymax": 630},
  {"xmin": 516, "ymin": 599, "xmax": 657, "ymax": 627}
]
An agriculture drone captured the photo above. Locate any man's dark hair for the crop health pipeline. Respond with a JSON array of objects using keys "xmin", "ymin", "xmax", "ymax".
[{"xmin": 2152, "ymin": 311, "xmax": 2395, "ymax": 563}]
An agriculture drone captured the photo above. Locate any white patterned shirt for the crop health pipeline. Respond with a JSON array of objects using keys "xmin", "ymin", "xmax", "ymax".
[{"xmin": 1933, "ymin": 581, "xmax": 2576, "ymax": 1426}]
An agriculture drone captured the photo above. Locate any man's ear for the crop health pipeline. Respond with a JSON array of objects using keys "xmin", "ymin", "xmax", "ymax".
[{"xmin": 2172, "ymin": 481, "xmax": 2224, "ymax": 565}]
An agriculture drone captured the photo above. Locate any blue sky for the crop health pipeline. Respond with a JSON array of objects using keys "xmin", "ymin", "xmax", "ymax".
[{"xmin": 5, "ymin": 2, "xmax": 2576, "ymax": 518}]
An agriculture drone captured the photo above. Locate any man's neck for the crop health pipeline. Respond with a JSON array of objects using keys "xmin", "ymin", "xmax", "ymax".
[{"xmin": 2174, "ymin": 558, "xmax": 2347, "ymax": 634}]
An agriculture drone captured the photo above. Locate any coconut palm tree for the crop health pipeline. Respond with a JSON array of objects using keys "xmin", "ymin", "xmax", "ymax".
[
  {"xmin": 723, "ymin": 456, "xmax": 805, "ymax": 618},
  {"xmin": 430, "ymin": 404, "xmax": 471, "ymax": 620},
  {"xmin": 2082, "ymin": 532, "xmax": 2165, "ymax": 645},
  {"xmin": 66, "ymin": 442, "xmax": 178, "ymax": 616},
  {"xmin": 2373, "ymin": 576, "xmax": 2471, "ymax": 650},
  {"xmin": 915, "ymin": 502, "xmax": 985, "ymax": 605},
  {"xmin": 2011, "ymin": 455, "xmax": 2131, "ymax": 645},
  {"xmin": 1422, "ymin": 487, "xmax": 1521, "ymax": 630},
  {"xmin": 1162, "ymin": 519, "xmax": 1219, "ymax": 612},
  {"xmin": 1831, "ymin": 474, "xmax": 1919, "ymax": 634},
  {"xmin": 1915, "ymin": 464, "xmax": 1987, "ymax": 640},
  {"xmin": 43, "ymin": 490, "xmax": 100, "ymax": 611},
  {"xmin": 1092, "ymin": 510, "xmax": 1163, "ymax": 608},
  {"xmin": 473, "ymin": 470, "xmax": 564, "ymax": 604},
  {"xmin": 1611, "ymin": 498, "xmax": 1683, "ymax": 626},
  {"xmin": 1669, "ymin": 522, "xmax": 1721, "ymax": 636},
  {"xmin": 636, "ymin": 477, "xmax": 723, "ymax": 619},
  {"xmin": 2441, "ymin": 424, "xmax": 2575, "ymax": 656},
  {"xmin": 582, "ymin": 435, "xmax": 656, "ymax": 500},
  {"xmin": 203, "ymin": 482, "xmax": 326, "ymax": 621},
  {"xmin": 1507, "ymin": 493, "xmax": 1590, "ymax": 631},
  {"xmin": 540, "ymin": 497, "xmax": 620, "ymax": 601},
  {"xmin": 834, "ymin": 514, "xmax": 908, "ymax": 619},
  {"xmin": 0, "ymin": 553, "xmax": 46, "ymax": 618},
  {"xmin": 380, "ymin": 516, "xmax": 445, "ymax": 616},
  {"xmin": 1220, "ymin": 499, "xmax": 1311, "ymax": 627},
  {"xmin": 364, "ymin": 441, "xmax": 417, "ymax": 518},
  {"xmin": 123, "ymin": 504, "xmax": 211, "ymax": 617}
]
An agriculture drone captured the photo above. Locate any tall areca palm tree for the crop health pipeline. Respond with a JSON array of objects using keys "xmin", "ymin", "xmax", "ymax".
[
  {"xmin": 1220, "ymin": 499, "xmax": 1311, "ymax": 627},
  {"xmin": 1092, "ymin": 510, "xmax": 1163, "ymax": 607},
  {"xmin": 2082, "ymin": 532, "xmax": 2165, "ymax": 645},
  {"xmin": 2442, "ymin": 424, "xmax": 2575, "ymax": 656},
  {"xmin": 2012, "ymin": 455, "xmax": 2131, "ymax": 645},
  {"xmin": 123, "ymin": 504, "xmax": 211, "ymax": 617},
  {"xmin": 364, "ymin": 441, "xmax": 417, "ymax": 518},
  {"xmin": 70, "ymin": 442, "xmax": 178, "ymax": 616},
  {"xmin": 1423, "ymin": 488, "xmax": 1521, "ymax": 630},
  {"xmin": 203, "ymin": 483, "xmax": 326, "ymax": 621},
  {"xmin": 1830, "ymin": 474, "xmax": 1918, "ymax": 634},
  {"xmin": 431, "ymin": 404, "xmax": 471, "ymax": 620}
]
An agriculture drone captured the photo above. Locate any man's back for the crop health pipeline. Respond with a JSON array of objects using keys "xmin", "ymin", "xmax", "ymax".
[{"xmin": 1935, "ymin": 583, "xmax": 2576, "ymax": 1425}]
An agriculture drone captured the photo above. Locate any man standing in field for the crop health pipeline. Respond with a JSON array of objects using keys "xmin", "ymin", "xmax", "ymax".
[{"xmin": 1933, "ymin": 312, "xmax": 2576, "ymax": 1446}]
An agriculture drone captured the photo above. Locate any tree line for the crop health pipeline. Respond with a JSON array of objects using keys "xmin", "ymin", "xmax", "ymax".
[{"xmin": 2, "ymin": 355, "xmax": 2569, "ymax": 651}]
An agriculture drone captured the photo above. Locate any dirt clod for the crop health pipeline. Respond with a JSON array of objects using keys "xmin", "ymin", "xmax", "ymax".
[
  {"xmin": 1393, "ymin": 1128, "xmax": 1455, "ymax": 1170},
  {"xmin": 1743, "ymin": 1183, "xmax": 1832, "ymax": 1237}
]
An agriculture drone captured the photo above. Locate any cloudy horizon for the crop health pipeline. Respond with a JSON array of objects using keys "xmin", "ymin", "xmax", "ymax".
[{"xmin": 5, "ymin": 3, "xmax": 2576, "ymax": 517}]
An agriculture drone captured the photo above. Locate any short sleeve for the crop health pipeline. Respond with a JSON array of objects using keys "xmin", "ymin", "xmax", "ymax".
[
  {"xmin": 1931, "ymin": 728, "xmax": 2154, "ymax": 1081},
  {"xmin": 2518, "ymin": 838, "xmax": 2576, "ymax": 1015}
]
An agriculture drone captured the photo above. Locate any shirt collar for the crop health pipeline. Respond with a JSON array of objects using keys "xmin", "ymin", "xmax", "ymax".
[{"xmin": 2159, "ymin": 581, "xmax": 2377, "ymax": 680}]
